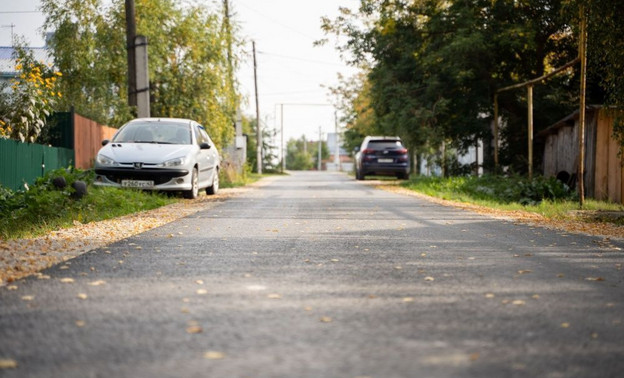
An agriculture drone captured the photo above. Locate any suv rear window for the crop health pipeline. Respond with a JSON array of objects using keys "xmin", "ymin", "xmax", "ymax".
[{"xmin": 367, "ymin": 140, "xmax": 402, "ymax": 149}]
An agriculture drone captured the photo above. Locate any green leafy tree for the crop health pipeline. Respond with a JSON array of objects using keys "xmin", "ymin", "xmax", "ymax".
[
  {"xmin": 285, "ymin": 137, "xmax": 314, "ymax": 171},
  {"xmin": 41, "ymin": 0, "xmax": 240, "ymax": 149}
]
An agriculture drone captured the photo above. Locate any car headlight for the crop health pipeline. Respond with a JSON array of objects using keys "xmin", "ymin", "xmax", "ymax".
[
  {"xmin": 159, "ymin": 157, "xmax": 187, "ymax": 167},
  {"xmin": 96, "ymin": 154, "xmax": 117, "ymax": 166}
]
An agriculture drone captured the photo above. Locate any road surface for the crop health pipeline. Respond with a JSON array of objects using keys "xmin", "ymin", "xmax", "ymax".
[{"xmin": 1, "ymin": 171, "xmax": 623, "ymax": 377}]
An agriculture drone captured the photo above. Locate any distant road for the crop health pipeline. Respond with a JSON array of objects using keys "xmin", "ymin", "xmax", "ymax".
[{"xmin": 1, "ymin": 171, "xmax": 623, "ymax": 377}]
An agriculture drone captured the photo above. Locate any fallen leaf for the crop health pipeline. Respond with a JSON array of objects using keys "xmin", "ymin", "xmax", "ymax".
[
  {"xmin": 402, "ymin": 297, "xmax": 415, "ymax": 303},
  {"xmin": 204, "ymin": 351, "xmax": 225, "ymax": 360},
  {"xmin": 76, "ymin": 293, "xmax": 88, "ymax": 300},
  {"xmin": 517, "ymin": 270, "xmax": 532, "ymax": 275},
  {"xmin": 485, "ymin": 293, "xmax": 495, "ymax": 299},
  {"xmin": 195, "ymin": 280, "xmax": 204, "ymax": 285},
  {"xmin": 511, "ymin": 300, "xmax": 526, "ymax": 306},
  {"xmin": 320, "ymin": 316, "xmax": 332, "ymax": 323},
  {"xmin": 561, "ymin": 322, "xmax": 570, "ymax": 328},
  {"xmin": 585, "ymin": 277, "xmax": 605, "ymax": 281},
  {"xmin": 267, "ymin": 293, "xmax": 282, "ymax": 299},
  {"xmin": 186, "ymin": 325, "xmax": 203, "ymax": 334},
  {"xmin": 75, "ymin": 320, "xmax": 86, "ymax": 327},
  {"xmin": 60, "ymin": 278, "xmax": 75, "ymax": 283},
  {"xmin": 0, "ymin": 358, "xmax": 18, "ymax": 369},
  {"xmin": 394, "ymin": 266, "xmax": 403, "ymax": 270},
  {"xmin": 532, "ymin": 294, "xmax": 540, "ymax": 299},
  {"xmin": 469, "ymin": 353, "xmax": 480, "ymax": 361},
  {"xmin": 424, "ymin": 276, "xmax": 435, "ymax": 281},
  {"xmin": 21, "ymin": 295, "xmax": 34, "ymax": 301},
  {"xmin": 330, "ymin": 259, "xmax": 340, "ymax": 262},
  {"xmin": 7, "ymin": 285, "xmax": 17, "ymax": 291},
  {"xmin": 37, "ymin": 275, "xmax": 51, "ymax": 280},
  {"xmin": 196, "ymin": 289, "xmax": 208, "ymax": 295},
  {"xmin": 557, "ymin": 273, "xmax": 565, "ymax": 278},
  {"xmin": 88, "ymin": 280, "xmax": 106, "ymax": 286}
]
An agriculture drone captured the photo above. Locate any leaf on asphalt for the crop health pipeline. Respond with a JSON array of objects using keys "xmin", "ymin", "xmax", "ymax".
[
  {"xmin": 196, "ymin": 289, "xmax": 208, "ymax": 295},
  {"xmin": 195, "ymin": 280, "xmax": 204, "ymax": 285},
  {"xmin": 561, "ymin": 322, "xmax": 570, "ymax": 328},
  {"xmin": 511, "ymin": 300, "xmax": 525, "ymax": 306},
  {"xmin": 402, "ymin": 297, "xmax": 415, "ymax": 303},
  {"xmin": 557, "ymin": 273, "xmax": 565, "ymax": 278},
  {"xmin": 21, "ymin": 295, "xmax": 34, "ymax": 301},
  {"xmin": 204, "ymin": 351, "xmax": 225, "ymax": 360},
  {"xmin": 59, "ymin": 265, "xmax": 69, "ymax": 270},
  {"xmin": 330, "ymin": 259, "xmax": 340, "ymax": 262},
  {"xmin": 60, "ymin": 277, "xmax": 75, "ymax": 283},
  {"xmin": 76, "ymin": 293, "xmax": 88, "ymax": 300},
  {"xmin": 88, "ymin": 280, "xmax": 106, "ymax": 286},
  {"xmin": 267, "ymin": 293, "xmax": 282, "ymax": 299},
  {"xmin": 320, "ymin": 316, "xmax": 333, "ymax": 323},
  {"xmin": 394, "ymin": 266, "xmax": 403, "ymax": 270},
  {"xmin": 75, "ymin": 320, "xmax": 86, "ymax": 327},
  {"xmin": 485, "ymin": 293, "xmax": 495, "ymax": 299},
  {"xmin": 470, "ymin": 353, "xmax": 480, "ymax": 361},
  {"xmin": 421, "ymin": 253, "xmax": 427, "ymax": 257},
  {"xmin": 517, "ymin": 270, "xmax": 532, "ymax": 275},
  {"xmin": 135, "ymin": 246, "xmax": 142, "ymax": 250},
  {"xmin": 37, "ymin": 274, "xmax": 51, "ymax": 280},
  {"xmin": 585, "ymin": 277, "xmax": 605, "ymax": 281},
  {"xmin": 424, "ymin": 276, "xmax": 435, "ymax": 281},
  {"xmin": 0, "ymin": 358, "xmax": 17, "ymax": 369},
  {"xmin": 532, "ymin": 294, "xmax": 540, "ymax": 299},
  {"xmin": 181, "ymin": 307, "xmax": 190, "ymax": 314},
  {"xmin": 304, "ymin": 306, "xmax": 313, "ymax": 311},
  {"xmin": 7, "ymin": 285, "xmax": 17, "ymax": 291},
  {"xmin": 186, "ymin": 325, "xmax": 203, "ymax": 334}
]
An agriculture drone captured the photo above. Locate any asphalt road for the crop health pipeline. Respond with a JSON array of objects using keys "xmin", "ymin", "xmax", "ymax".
[{"xmin": 1, "ymin": 171, "xmax": 624, "ymax": 378}]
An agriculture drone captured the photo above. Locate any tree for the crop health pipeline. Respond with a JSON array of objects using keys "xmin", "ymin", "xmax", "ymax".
[
  {"xmin": 285, "ymin": 137, "xmax": 314, "ymax": 171},
  {"xmin": 40, "ymin": 0, "xmax": 240, "ymax": 149},
  {"xmin": 320, "ymin": 0, "xmax": 584, "ymax": 174}
]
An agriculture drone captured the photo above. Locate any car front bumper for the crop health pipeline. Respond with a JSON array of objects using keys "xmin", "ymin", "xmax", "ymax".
[{"xmin": 94, "ymin": 167, "xmax": 192, "ymax": 191}]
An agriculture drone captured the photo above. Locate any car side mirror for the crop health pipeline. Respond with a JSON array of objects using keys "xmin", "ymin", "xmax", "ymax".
[
  {"xmin": 200, "ymin": 142, "xmax": 211, "ymax": 149},
  {"xmin": 102, "ymin": 139, "xmax": 110, "ymax": 146}
]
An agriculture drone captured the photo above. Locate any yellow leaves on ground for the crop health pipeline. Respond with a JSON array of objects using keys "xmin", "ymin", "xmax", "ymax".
[
  {"xmin": 88, "ymin": 280, "xmax": 106, "ymax": 286},
  {"xmin": 0, "ymin": 359, "xmax": 18, "ymax": 369},
  {"xmin": 204, "ymin": 351, "xmax": 225, "ymax": 360},
  {"xmin": 424, "ymin": 276, "xmax": 435, "ymax": 281},
  {"xmin": 76, "ymin": 293, "xmax": 88, "ymax": 300},
  {"xmin": 320, "ymin": 316, "xmax": 333, "ymax": 323},
  {"xmin": 59, "ymin": 278, "xmax": 75, "ymax": 283},
  {"xmin": 186, "ymin": 325, "xmax": 203, "ymax": 334},
  {"xmin": 196, "ymin": 289, "xmax": 208, "ymax": 295},
  {"xmin": 561, "ymin": 322, "xmax": 571, "ymax": 328},
  {"xmin": 402, "ymin": 297, "xmax": 415, "ymax": 303},
  {"xmin": 267, "ymin": 293, "xmax": 282, "ymax": 299}
]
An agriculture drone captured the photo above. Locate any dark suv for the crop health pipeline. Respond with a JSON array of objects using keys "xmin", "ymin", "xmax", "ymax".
[{"xmin": 354, "ymin": 136, "xmax": 410, "ymax": 180}]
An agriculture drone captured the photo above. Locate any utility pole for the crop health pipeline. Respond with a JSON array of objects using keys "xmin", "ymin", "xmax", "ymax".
[
  {"xmin": 125, "ymin": 0, "xmax": 137, "ymax": 111},
  {"xmin": 334, "ymin": 111, "xmax": 340, "ymax": 171},
  {"xmin": 253, "ymin": 41, "xmax": 262, "ymax": 174},
  {"xmin": 318, "ymin": 126, "xmax": 322, "ymax": 171},
  {"xmin": 578, "ymin": 5, "xmax": 588, "ymax": 207},
  {"xmin": 281, "ymin": 104, "xmax": 285, "ymax": 172},
  {"xmin": 527, "ymin": 84, "xmax": 533, "ymax": 180}
]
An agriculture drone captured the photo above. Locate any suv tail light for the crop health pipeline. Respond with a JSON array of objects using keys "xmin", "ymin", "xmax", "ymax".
[
  {"xmin": 362, "ymin": 149, "xmax": 376, "ymax": 154},
  {"xmin": 397, "ymin": 148, "xmax": 408, "ymax": 154}
]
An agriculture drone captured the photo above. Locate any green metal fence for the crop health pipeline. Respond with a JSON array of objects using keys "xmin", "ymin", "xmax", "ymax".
[{"xmin": 0, "ymin": 138, "xmax": 74, "ymax": 191}]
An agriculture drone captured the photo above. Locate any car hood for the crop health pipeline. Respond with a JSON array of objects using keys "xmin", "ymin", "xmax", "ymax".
[{"xmin": 98, "ymin": 143, "xmax": 195, "ymax": 164}]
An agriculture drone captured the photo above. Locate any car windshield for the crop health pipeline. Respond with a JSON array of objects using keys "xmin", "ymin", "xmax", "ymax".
[
  {"xmin": 368, "ymin": 140, "xmax": 402, "ymax": 149},
  {"xmin": 113, "ymin": 121, "xmax": 192, "ymax": 144}
]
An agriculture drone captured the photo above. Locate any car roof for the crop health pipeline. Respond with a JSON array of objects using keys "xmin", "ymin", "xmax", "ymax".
[
  {"xmin": 128, "ymin": 117, "xmax": 195, "ymax": 126},
  {"xmin": 365, "ymin": 136, "xmax": 402, "ymax": 141}
]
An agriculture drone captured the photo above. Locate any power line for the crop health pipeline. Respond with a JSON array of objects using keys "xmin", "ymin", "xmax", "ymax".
[
  {"xmin": 235, "ymin": 1, "xmax": 317, "ymax": 41},
  {"xmin": 257, "ymin": 50, "xmax": 344, "ymax": 67},
  {"xmin": 0, "ymin": 11, "xmax": 41, "ymax": 14}
]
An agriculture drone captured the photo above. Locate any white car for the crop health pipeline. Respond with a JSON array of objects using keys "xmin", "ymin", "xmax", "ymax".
[{"xmin": 94, "ymin": 118, "xmax": 220, "ymax": 199}]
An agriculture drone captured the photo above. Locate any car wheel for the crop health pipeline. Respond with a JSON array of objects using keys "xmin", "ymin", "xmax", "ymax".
[
  {"xmin": 206, "ymin": 169, "xmax": 219, "ymax": 195},
  {"xmin": 183, "ymin": 167, "xmax": 199, "ymax": 199},
  {"xmin": 396, "ymin": 172, "xmax": 409, "ymax": 180},
  {"xmin": 356, "ymin": 169, "xmax": 364, "ymax": 181}
]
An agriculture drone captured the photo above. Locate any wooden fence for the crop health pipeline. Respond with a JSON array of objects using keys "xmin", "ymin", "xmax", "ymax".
[
  {"xmin": 540, "ymin": 107, "xmax": 624, "ymax": 203},
  {"xmin": 73, "ymin": 113, "xmax": 117, "ymax": 169}
]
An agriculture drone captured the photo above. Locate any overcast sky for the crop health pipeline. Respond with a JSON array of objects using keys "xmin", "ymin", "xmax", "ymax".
[{"xmin": 0, "ymin": 0, "xmax": 359, "ymax": 146}]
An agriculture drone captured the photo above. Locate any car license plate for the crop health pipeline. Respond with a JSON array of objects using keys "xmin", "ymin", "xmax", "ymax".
[
  {"xmin": 121, "ymin": 180, "xmax": 154, "ymax": 188},
  {"xmin": 378, "ymin": 158, "xmax": 393, "ymax": 163}
]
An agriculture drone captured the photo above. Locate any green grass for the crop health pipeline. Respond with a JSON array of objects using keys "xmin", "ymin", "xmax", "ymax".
[
  {"xmin": 0, "ymin": 168, "xmax": 176, "ymax": 240},
  {"xmin": 400, "ymin": 175, "xmax": 624, "ymax": 221}
]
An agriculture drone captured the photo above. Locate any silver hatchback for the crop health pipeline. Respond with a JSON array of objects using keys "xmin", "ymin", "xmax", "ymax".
[{"xmin": 94, "ymin": 118, "xmax": 220, "ymax": 198}]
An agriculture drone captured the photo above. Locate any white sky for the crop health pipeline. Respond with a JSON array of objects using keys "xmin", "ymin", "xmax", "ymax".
[{"xmin": 0, "ymin": 0, "xmax": 359, "ymax": 146}]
